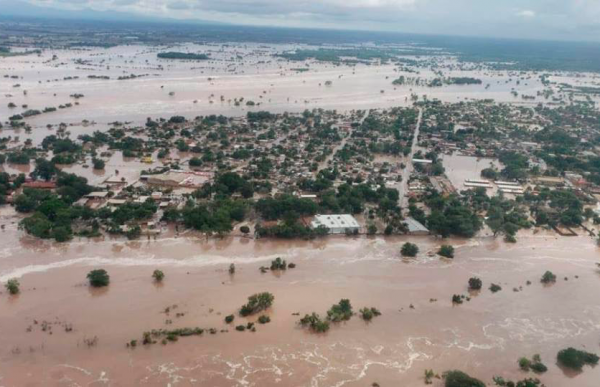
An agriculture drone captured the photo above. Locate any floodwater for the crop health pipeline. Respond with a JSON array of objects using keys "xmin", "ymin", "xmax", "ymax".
[
  {"xmin": 442, "ymin": 154, "xmax": 503, "ymax": 191},
  {"xmin": 1, "ymin": 43, "xmax": 551, "ymax": 146},
  {"xmin": 0, "ymin": 215, "xmax": 599, "ymax": 386}
]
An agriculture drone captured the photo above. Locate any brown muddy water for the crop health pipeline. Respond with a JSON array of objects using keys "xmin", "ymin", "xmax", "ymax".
[{"xmin": 1, "ymin": 218, "xmax": 599, "ymax": 386}]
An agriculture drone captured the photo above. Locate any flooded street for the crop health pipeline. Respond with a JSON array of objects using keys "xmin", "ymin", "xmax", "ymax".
[{"xmin": 1, "ymin": 219, "xmax": 599, "ymax": 386}]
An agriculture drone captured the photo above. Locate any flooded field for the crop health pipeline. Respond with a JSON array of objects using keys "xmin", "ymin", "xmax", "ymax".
[
  {"xmin": 0, "ymin": 216, "xmax": 599, "ymax": 386},
  {"xmin": 1, "ymin": 43, "xmax": 550, "ymax": 141}
]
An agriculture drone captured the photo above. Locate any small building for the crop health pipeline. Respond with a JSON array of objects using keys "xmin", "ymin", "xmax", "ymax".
[
  {"xmin": 311, "ymin": 214, "xmax": 360, "ymax": 234},
  {"xmin": 404, "ymin": 217, "xmax": 429, "ymax": 235}
]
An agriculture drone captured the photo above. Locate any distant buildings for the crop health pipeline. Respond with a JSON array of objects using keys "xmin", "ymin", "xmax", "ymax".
[
  {"xmin": 141, "ymin": 170, "xmax": 213, "ymax": 189},
  {"xmin": 311, "ymin": 214, "xmax": 360, "ymax": 234}
]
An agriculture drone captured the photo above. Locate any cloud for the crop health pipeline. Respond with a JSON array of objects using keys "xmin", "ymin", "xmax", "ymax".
[
  {"xmin": 516, "ymin": 9, "xmax": 536, "ymax": 18},
  {"xmin": 8, "ymin": 0, "xmax": 600, "ymax": 41}
]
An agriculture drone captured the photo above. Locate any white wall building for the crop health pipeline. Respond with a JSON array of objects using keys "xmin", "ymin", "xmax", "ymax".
[{"xmin": 311, "ymin": 214, "xmax": 360, "ymax": 234}]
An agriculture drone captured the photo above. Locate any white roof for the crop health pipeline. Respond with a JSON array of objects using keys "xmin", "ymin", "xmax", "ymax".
[{"xmin": 311, "ymin": 214, "xmax": 360, "ymax": 229}]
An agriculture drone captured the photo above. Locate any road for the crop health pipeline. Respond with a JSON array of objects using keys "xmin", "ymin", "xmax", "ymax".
[{"xmin": 395, "ymin": 107, "xmax": 423, "ymax": 208}]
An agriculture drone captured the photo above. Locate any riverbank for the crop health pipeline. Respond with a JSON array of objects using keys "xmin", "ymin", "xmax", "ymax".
[{"xmin": 1, "ymin": 231, "xmax": 599, "ymax": 386}]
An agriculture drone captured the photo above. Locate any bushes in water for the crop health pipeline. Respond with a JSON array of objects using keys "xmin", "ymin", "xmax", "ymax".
[
  {"xmin": 489, "ymin": 283, "xmax": 502, "ymax": 293},
  {"xmin": 270, "ymin": 257, "xmax": 287, "ymax": 270},
  {"xmin": 225, "ymin": 314, "xmax": 235, "ymax": 324},
  {"xmin": 87, "ymin": 269, "xmax": 109, "ymax": 287},
  {"xmin": 5, "ymin": 278, "xmax": 20, "ymax": 295},
  {"xmin": 443, "ymin": 370, "xmax": 485, "ymax": 387},
  {"xmin": 359, "ymin": 307, "xmax": 382, "ymax": 321},
  {"xmin": 258, "ymin": 315, "xmax": 271, "ymax": 324},
  {"xmin": 401, "ymin": 242, "xmax": 419, "ymax": 257},
  {"xmin": 327, "ymin": 299, "xmax": 353, "ymax": 322},
  {"xmin": 438, "ymin": 245, "xmax": 455, "ymax": 258},
  {"xmin": 152, "ymin": 270, "xmax": 165, "ymax": 282},
  {"xmin": 468, "ymin": 277, "xmax": 482, "ymax": 290},
  {"xmin": 557, "ymin": 347, "xmax": 599, "ymax": 370},
  {"xmin": 518, "ymin": 354, "xmax": 547, "ymax": 373},
  {"xmin": 299, "ymin": 313, "xmax": 330, "ymax": 333},
  {"xmin": 239, "ymin": 292, "xmax": 274, "ymax": 316},
  {"xmin": 540, "ymin": 271, "xmax": 556, "ymax": 284}
]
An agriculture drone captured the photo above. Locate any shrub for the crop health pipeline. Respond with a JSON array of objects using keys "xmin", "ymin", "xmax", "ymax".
[
  {"xmin": 540, "ymin": 271, "xmax": 556, "ymax": 284},
  {"xmin": 87, "ymin": 269, "xmax": 110, "ymax": 287},
  {"xmin": 444, "ymin": 370, "xmax": 485, "ymax": 387},
  {"xmin": 258, "ymin": 315, "xmax": 271, "ymax": 324},
  {"xmin": 270, "ymin": 257, "xmax": 287, "ymax": 270},
  {"xmin": 452, "ymin": 295, "xmax": 463, "ymax": 304},
  {"xmin": 401, "ymin": 242, "xmax": 419, "ymax": 257},
  {"xmin": 5, "ymin": 278, "xmax": 20, "ymax": 295},
  {"xmin": 530, "ymin": 361, "xmax": 548, "ymax": 374},
  {"xmin": 235, "ymin": 325, "xmax": 246, "ymax": 332},
  {"xmin": 327, "ymin": 299, "xmax": 353, "ymax": 322},
  {"xmin": 489, "ymin": 283, "xmax": 502, "ymax": 293},
  {"xmin": 556, "ymin": 347, "xmax": 599, "ymax": 370},
  {"xmin": 468, "ymin": 277, "xmax": 482, "ymax": 290},
  {"xmin": 299, "ymin": 313, "xmax": 330, "ymax": 332},
  {"xmin": 225, "ymin": 314, "xmax": 235, "ymax": 324},
  {"xmin": 239, "ymin": 292, "xmax": 274, "ymax": 316},
  {"xmin": 288, "ymin": 263, "xmax": 296, "ymax": 269},
  {"xmin": 92, "ymin": 158, "xmax": 105, "ymax": 170},
  {"xmin": 359, "ymin": 307, "xmax": 381, "ymax": 321},
  {"xmin": 240, "ymin": 225, "xmax": 250, "ymax": 234},
  {"xmin": 438, "ymin": 245, "xmax": 455, "ymax": 258},
  {"xmin": 152, "ymin": 270, "xmax": 165, "ymax": 282},
  {"xmin": 518, "ymin": 357, "xmax": 531, "ymax": 371}
]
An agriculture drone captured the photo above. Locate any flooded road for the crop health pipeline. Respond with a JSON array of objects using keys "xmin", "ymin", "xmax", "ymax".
[{"xmin": 0, "ymin": 219, "xmax": 599, "ymax": 386}]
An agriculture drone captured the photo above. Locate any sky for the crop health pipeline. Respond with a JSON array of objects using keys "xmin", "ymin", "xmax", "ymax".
[{"xmin": 1, "ymin": 0, "xmax": 600, "ymax": 42}]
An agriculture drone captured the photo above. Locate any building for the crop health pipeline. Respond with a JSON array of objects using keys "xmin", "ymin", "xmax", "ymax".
[
  {"xmin": 404, "ymin": 217, "xmax": 429, "ymax": 235},
  {"xmin": 311, "ymin": 214, "xmax": 360, "ymax": 234},
  {"xmin": 141, "ymin": 170, "xmax": 213, "ymax": 189}
]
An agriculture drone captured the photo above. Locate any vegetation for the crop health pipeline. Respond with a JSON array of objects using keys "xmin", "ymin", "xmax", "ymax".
[
  {"xmin": 326, "ymin": 299, "xmax": 353, "ymax": 322},
  {"xmin": 438, "ymin": 245, "xmax": 454, "ymax": 258},
  {"xmin": 299, "ymin": 313, "xmax": 330, "ymax": 333},
  {"xmin": 152, "ymin": 270, "xmax": 165, "ymax": 282},
  {"xmin": 401, "ymin": 242, "xmax": 419, "ymax": 257},
  {"xmin": 443, "ymin": 370, "xmax": 485, "ymax": 387},
  {"xmin": 556, "ymin": 347, "xmax": 599, "ymax": 371},
  {"xmin": 157, "ymin": 52, "xmax": 209, "ymax": 60},
  {"xmin": 359, "ymin": 307, "xmax": 381, "ymax": 321},
  {"xmin": 468, "ymin": 277, "xmax": 482, "ymax": 291},
  {"xmin": 87, "ymin": 269, "xmax": 110, "ymax": 287},
  {"xmin": 5, "ymin": 279, "xmax": 20, "ymax": 295},
  {"xmin": 540, "ymin": 271, "xmax": 556, "ymax": 284},
  {"xmin": 239, "ymin": 292, "xmax": 274, "ymax": 316},
  {"xmin": 489, "ymin": 283, "xmax": 502, "ymax": 293}
]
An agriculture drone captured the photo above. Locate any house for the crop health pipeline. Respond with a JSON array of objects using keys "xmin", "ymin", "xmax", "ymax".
[{"xmin": 311, "ymin": 214, "xmax": 360, "ymax": 234}]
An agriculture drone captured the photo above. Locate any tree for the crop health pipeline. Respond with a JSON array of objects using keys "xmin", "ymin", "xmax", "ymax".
[
  {"xmin": 468, "ymin": 277, "xmax": 482, "ymax": 290},
  {"xmin": 31, "ymin": 158, "xmax": 58, "ymax": 181},
  {"xmin": 87, "ymin": 269, "xmax": 110, "ymax": 287},
  {"xmin": 5, "ymin": 278, "xmax": 20, "ymax": 295},
  {"xmin": 327, "ymin": 299, "xmax": 353, "ymax": 322},
  {"xmin": 438, "ymin": 245, "xmax": 454, "ymax": 258},
  {"xmin": 556, "ymin": 348, "xmax": 599, "ymax": 370},
  {"xmin": 401, "ymin": 242, "xmax": 419, "ymax": 257},
  {"xmin": 443, "ymin": 370, "xmax": 485, "ymax": 387},
  {"xmin": 240, "ymin": 225, "xmax": 250, "ymax": 234},
  {"xmin": 540, "ymin": 271, "xmax": 556, "ymax": 284},
  {"xmin": 240, "ymin": 292, "xmax": 274, "ymax": 316},
  {"xmin": 92, "ymin": 158, "xmax": 105, "ymax": 170},
  {"xmin": 152, "ymin": 270, "xmax": 165, "ymax": 282},
  {"xmin": 229, "ymin": 263, "xmax": 235, "ymax": 274}
]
